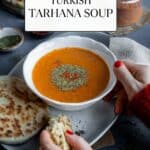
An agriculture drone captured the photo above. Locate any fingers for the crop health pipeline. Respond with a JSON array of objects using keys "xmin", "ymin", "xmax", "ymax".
[
  {"xmin": 123, "ymin": 61, "xmax": 138, "ymax": 74},
  {"xmin": 40, "ymin": 130, "xmax": 92, "ymax": 150},
  {"xmin": 103, "ymin": 82, "xmax": 127, "ymax": 114},
  {"xmin": 65, "ymin": 130, "xmax": 92, "ymax": 150},
  {"xmin": 123, "ymin": 61, "xmax": 150, "ymax": 83},
  {"xmin": 114, "ymin": 60, "xmax": 142, "ymax": 100},
  {"xmin": 40, "ymin": 130, "xmax": 61, "ymax": 150},
  {"xmin": 114, "ymin": 89, "xmax": 128, "ymax": 114}
]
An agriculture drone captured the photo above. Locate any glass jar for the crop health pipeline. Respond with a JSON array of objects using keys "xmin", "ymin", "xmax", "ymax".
[{"xmin": 117, "ymin": 0, "xmax": 143, "ymax": 27}]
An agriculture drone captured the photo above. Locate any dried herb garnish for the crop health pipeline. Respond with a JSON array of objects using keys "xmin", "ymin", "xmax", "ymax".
[{"xmin": 51, "ymin": 64, "xmax": 88, "ymax": 91}]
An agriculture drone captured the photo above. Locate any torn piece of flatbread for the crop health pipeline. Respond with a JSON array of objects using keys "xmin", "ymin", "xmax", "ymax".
[
  {"xmin": 0, "ymin": 76, "xmax": 48, "ymax": 144},
  {"xmin": 46, "ymin": 115, "xmax": 72, "ymax": 150}
]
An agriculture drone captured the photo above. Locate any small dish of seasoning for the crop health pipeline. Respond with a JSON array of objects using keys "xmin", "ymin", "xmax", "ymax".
[{"xmin": 0, "ymin": 27, "xmax": 24, "ymax": 52}]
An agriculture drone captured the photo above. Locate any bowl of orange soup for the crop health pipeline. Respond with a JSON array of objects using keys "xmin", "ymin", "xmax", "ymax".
[{"xmin": 23, "ymin": 36, "xmax": 117, "ymax": 111}]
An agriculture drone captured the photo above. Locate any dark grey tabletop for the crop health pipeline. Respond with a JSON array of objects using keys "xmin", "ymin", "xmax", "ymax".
[{"xmin": 0, "ymin": 4, "xmax": 150, "ymax": 75}]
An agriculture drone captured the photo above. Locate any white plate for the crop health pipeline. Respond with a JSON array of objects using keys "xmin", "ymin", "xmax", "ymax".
[{"xmin": 3, "ymin": 33, "xmax": 118, "ymax": 150}]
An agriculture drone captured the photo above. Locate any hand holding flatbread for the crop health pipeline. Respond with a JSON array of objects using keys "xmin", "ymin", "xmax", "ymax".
[
  {"xmin": 40, "ymin": 115, "xmax": 92, "ymax": 150},
  {"xmin": 46, "ymin": 115, "xmax": 72, "ymax": 150}
]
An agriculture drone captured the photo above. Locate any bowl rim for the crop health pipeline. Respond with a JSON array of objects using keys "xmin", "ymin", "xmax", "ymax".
[{"xmin": 23, "ymin": 35, "xmax": 117, "ymax": 107}]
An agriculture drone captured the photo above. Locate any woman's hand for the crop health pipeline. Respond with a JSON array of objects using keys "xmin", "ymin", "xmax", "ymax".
[
  {"xmin": 105, "ymin": 60, "xmax": 150, "ymax": 114},
  {"xmin": 40, "ymin": 130, "xmax": 92, "ymax": 150},
  {"xmin": 114, "ymin": 60, "xmax": 150, "ymax": 100}
]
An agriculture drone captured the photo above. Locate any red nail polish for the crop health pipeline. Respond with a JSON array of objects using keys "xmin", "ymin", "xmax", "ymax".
[
  {"xmin": 66, "ymin": 130, "xmax": 74, "ymax": 135},
  {"xmin": 114, "ymin": 60, "xmax": 123, "ymax": 68}
]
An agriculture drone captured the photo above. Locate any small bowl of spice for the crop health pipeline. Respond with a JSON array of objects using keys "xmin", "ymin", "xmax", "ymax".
[{"xmin": 0, "ymin": 27, "xmax": 24, "ymax": 52}]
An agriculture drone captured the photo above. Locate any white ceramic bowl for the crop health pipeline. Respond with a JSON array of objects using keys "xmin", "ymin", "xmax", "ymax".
[{"xmin": 23, "ymin": 36, "xmax": 117, "ymax": 111}]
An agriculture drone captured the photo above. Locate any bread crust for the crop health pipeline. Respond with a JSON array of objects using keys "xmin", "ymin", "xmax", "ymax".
[{"xmin": 0, "ymin": 76, "xmax": 48, "ymax": 144}]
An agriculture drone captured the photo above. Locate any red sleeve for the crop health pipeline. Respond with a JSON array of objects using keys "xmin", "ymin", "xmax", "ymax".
[{"xmin": 130, "ymin": 84, "xmax": 150, "ymax": 127}]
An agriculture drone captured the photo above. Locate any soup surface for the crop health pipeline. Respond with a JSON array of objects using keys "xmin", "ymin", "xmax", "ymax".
[{"xmin": 32, "ymin": 47, "xmax": 109, "ymax": 103}]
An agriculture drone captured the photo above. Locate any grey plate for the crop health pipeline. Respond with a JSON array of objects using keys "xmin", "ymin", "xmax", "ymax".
[{"xmin": 3, "ymin": 32, "xmax": 118, "ymax": 150}]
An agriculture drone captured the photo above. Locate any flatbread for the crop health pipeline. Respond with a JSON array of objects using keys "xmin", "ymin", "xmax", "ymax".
[
  {"xmin": 0, "ymin": 76, "xmax": 48, "ymax": 144},
  {"xmin": 46, "ymin": 115, "xmax": 72, "ymax": 150}
]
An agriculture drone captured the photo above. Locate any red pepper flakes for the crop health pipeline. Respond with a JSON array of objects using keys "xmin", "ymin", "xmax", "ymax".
[{"xmin": 62, "ymin": 72, "xmax": 79, "ymax": 80}]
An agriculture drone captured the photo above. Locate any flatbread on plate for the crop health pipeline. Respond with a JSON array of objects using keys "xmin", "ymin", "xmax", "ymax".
[{"xmin": 0, "ymin": 76, "xmax": 48, "ymax": 144}]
